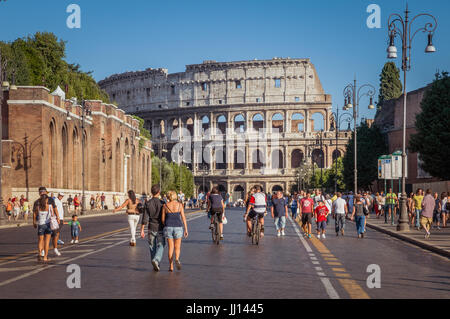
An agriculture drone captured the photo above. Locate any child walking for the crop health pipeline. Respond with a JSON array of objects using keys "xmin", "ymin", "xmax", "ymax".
[
  {"xmin": 65, "ymin": 215, "xmax": 82, "ymax": 244},
  {"xmin": 314, "ymin": 199, "xmax": 329, "ymax": 239}
]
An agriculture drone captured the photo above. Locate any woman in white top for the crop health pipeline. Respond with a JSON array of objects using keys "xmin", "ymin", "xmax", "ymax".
[{"xmin": 441, "ymin": 192, "xmax": 448, "ymax": 228}]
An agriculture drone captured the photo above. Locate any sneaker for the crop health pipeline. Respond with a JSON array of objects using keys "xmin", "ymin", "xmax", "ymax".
[
  {"xmin": 361, "ymin": 233, "xmax": 364, "ymax": 238},
  {"xmin": 209, "ymin": 224, "xmax": 214, "ymax": 230},
  {"xmin": 58, "ymin": 239, "xmax": 65, "ymax": 245},
  {"xmin": 277, "ymin": 232, "xmax": 281, "ymax": 237},
  {"xmin": 70, "ymin": 239, "xmax": 74, "ymax": 244},
  {"xmin": 220, "ymin": 234, "xmax": 224, "ymax": 240},
  {"xmin": 151, "ymin": 260, "xmax": 160, "ymax": 272},
  {"xmin": 281, "ymin": 230, "xmax": 285, "ymax": 236},
  {"xmin": 308, "ymin": 234, "xmax": 312, "ymax": 239},
  {"xmin": 336, "ymin": 232, "xmax": 339, "ymax": 236},
  {"xmin": 322, "ymin": 234, "xmax": 326, "ymax": 239},
  {"xmin": 175, "ymin": 259, "xmax": 182, "ymax": 270},
  {"xmin": 54, "ymin": 248, "xmax": 61, "ymax": 256},
  {"xmin": 437, "ymin": 226, "xmax": 441, "ymax": 230},
  {"xmin": 74, "ymin": 240, "xmax": 79, "ymax": 244},
  {"xmin": 341, "ymin": 229, "xmax": 345, "ymax": 236},
  {"xmin": 40, "ymin": 250, "xmax": 45, "ymax": 257}
]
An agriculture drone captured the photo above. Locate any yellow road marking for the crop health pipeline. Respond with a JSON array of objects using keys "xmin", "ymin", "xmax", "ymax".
[
  {"xmin": 296, "ymin": 219, "xmax": 370, "ymax": 299},
  {"xmin": 337, "ymin": 279, "xmax": 370, "ymax": 299},
  {"xmin": 335, "ymin": 273, "xmax": 351, "ymax": 278}
]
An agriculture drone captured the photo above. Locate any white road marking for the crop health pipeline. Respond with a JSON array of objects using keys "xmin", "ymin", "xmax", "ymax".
[
  {"xmin": 58, "ymin": 249, "xmax": 94, "ymax": 254},
  {"xmin": 288, "ymin": 215, "xmax": 340, "ymax": 299},
  {"xmin": 0, "ymin": 239, "xmax": 127, "ymax": 288},
  {"xmin": 288, "ymin": 215, "xmax": 313, "ymax": 253},
  {"xmin": 320, "ymin": 278, "xmax": 340, "ymax": 299},
  {"xmin": 317, "ymin": 272, "xmax": 326, "ymax": 277},
  {"xmin": 315, "ymin": 267, "xmax": 323, "ymax": 271},
  {"xmin": 310, "ymin": 257, "xmax": 318, "ymax": 260}
]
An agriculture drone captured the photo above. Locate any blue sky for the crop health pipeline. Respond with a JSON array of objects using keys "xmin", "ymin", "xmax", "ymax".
[{"xmin": 0, "ymin": 0, "xmax": 448, "ymax": 123}]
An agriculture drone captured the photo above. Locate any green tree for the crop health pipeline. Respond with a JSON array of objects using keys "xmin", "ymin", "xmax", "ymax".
[
  {"xmin": 343, "ymin": 123, "xmax": 388, "ymax": 191},
  {"xmin": 409, "ymin": 72, "xmax": 450, "ymax": 180},
  {"xmin": 131, "ymin": 115, "xmax": 151, "ymax": 149},
  {"xmin": 377, "ymin": 62, "xmax": 403, "ymax": 108},
  {"xmin": 0, "ymin": 32, "xmax": 109, "ymax": 102},
  {"xmin": 323, "ymin": 157, "xmax": 346, "ymax": 192}
]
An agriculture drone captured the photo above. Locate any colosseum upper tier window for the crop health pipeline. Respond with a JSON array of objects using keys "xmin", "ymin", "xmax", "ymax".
[
  {"xmin": 235, "ymin": 81, "xmax": 242, "ymax": 89},
  {"xmin": 274, "ymin": 79, "xmax": 281, "ymax": 88}
]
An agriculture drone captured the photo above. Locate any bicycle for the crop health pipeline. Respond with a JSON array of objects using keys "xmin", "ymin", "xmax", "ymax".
[
  {"xmin": 211, "ymin": 212, "xmax": 222, "ymax": 245},
  {"xmin": 251, "ymin": 214, "xmax": 262, "ymax": 245}
]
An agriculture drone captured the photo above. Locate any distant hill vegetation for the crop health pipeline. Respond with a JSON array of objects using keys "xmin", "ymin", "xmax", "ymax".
[{"xmin": 0, "ymin": 32, "xmax": 109, "ymax": 102}]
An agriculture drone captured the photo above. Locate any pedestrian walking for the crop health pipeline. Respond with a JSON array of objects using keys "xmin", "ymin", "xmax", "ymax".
[
  {"xmin": 385, "ymin": 188, "xmax": 398, "ymax": 225},
  {"xmin": 22, "ymin": 198, "xmax": 30, "ymax": 222},
  {"xmin": 347, "ymin": 191, "xmax": 354, "ymax": 218},
  {"xmin": 114, "ymin": 190, "xmax": 142, "ymax": 246},
  {"xmin": 65, "ymin": 215, "xmax": 82, "ymax": 243},
  {"xmin": 90, "ymin": 195, "xmax": 95, "ymax": 210},
  {"xmin": 412, "ymin": 188, "xmax": 424, "ymax": 230},
  {"xmin": 67, "ymin": 195, "xmax": 73, "ymax": 211},
  {"xmin": 271, "ymin": 190, "xmax": 288, "ymax": 237},
  {"xmin": 300, "ymin": 192, "xmax": 314, "ymax": 238},
  {"xmin": 314, "ymin": 199, "xmax": 329, "ymax": 239},
  {"xmin": 52, "ymin": 193, "xmax": 66, "ymax": 255},
  {"xmin": 95, "ymin": 193, "xmax": 101, "ymax": 210},
  {"xmin": 407, "ymin": 192, "xmax": 414, "ymax": 226},
  {"xmin": 74, "ymin": 194, "xmax": 80, "ymax": 213},
  {"xmin": 351, "ymin": 195, "xmax": 367, "ymax": 238},
  {"xmin": 101, "ymin": 193, "xmax": 106, "ymax": 209},
  {"xmin": 162, "ymin": 190, "xmax": 188, "ymax": 272},
  {"xmin": 140, "ymin": 185, "xmax": 166, "ymax": 272},
  {"xmin": 5, "ymin": 198, "xmax": 12, "ymax": 221},
  {"xmin": 432, "ymin": 192, "xmax": 441, "ymax": 230},
  {"xmin": 12, "ymin": 197, "xmax": 21, "ymax": 221},
  {"xmin": 441, "ymin": 192, "xmax": 448, "ymax": 228},
  {"xmin": 421, "ymin": 189, "xmax": 435, "ymax": 239},
  {"xmin": 332, "ymin": 192, "xmax": 348, "ymax": 236},
  {"xmin": 32, "ymin": 187, "xmax": 59, "ymax": 262},
  {"xmin": 290, "ymin": 192, "xmax": 298, "ymax": 220}
]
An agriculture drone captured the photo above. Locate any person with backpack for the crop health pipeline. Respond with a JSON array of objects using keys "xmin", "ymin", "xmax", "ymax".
[
  {"xmin": 207, "ymin": 187, "xmax": 226, "ymax": 240},
  {"xmin": 140, "ymin": 185, "xmax": 166, "ymax": 272},
  {"xmin": 350, "ymin": 195, "xmax": 368, "ymax": 238}
]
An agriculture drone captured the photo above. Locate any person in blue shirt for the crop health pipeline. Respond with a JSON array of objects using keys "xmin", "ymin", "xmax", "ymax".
[
  {"xmin": 347, "ymin": 191, "xmax": 354, "ymax": 216},
  {"xmin": 291, "ymin": 192, "xmax": 298, "ymax": 220}
]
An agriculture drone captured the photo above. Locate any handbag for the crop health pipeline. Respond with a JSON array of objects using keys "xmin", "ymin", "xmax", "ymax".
[
  {"xmin": 49, "ymin": 205, "xmax": 59, "ymax": 230},
  {"xmin": 222, "ymin": 216, "xmax": 228, "ymax": 225}
]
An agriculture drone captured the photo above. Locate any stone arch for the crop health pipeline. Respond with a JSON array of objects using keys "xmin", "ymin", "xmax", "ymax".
[
  {"xmin": 115, "ymin": 138, "xmax": 121, "ymax": 192},
  {"xmin": 271, "ymin": 149, "xmax": 284, "ymax": 169},
  {"xmin": 216, "ymin": 114, "xmax": 227, "ymax": 135},
  {"xmin": 233, "ymin": 185, "xmax": 245, "ymax": 201},
  {"xmin": 49, "ymin": 120, "xmax": 57, "ymax": 188},
  {"xmin": 291, "ymin": 113, "xmax": 305, "ymax": 132},
  {"xmin": 233, "ymin": 149, "xmax": 245, "ymax": 169},
  {"xmin": 291, "ymin": 149, "xmax": 304, "ymax": 168},
  {"xmin": 312, "ymin": 149, "xmax": 324, "ymax": 168},
  {"xmin": 311, "ymin": 112, "xmax": 325, "ymax": 131},
  {"xmin": 72, "ymin": 126, "xmax": 80, "ymax": 189},
  {"xmin": 62, "ymin": 123, "xmax": 69, "ymax": 189},
  {"xmin": 186, "ymin": 117, "xmax": 194, "ymax": 137},
  {"xmin": 332, "ymin": 149, "xmax": 342, "ymax": 162},
  {"xmin": 234, "ymin": 114, "xmax": 245, "ymax": 132},
  {"xmin": 252, "ymin": 113, "xmax": 264, "ymax": 131},
  {"xmin": 201, "ymin": 115, "xmax": 209, "ymax": 134},
  {"xmin": 272, "ymin": 113, "xmax": 284, "ymax": 133},
  {"xmin": 215, "ymin": 147, "xmax": 226, "ymax": 170},
  {"xmin": 252, "ymin": 149, "xmax": 265, "ymax": 169}
]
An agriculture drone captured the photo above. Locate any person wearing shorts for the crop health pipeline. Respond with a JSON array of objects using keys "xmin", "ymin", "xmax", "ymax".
[
  {"xmin": 314, "ymin": 200, "xmax": 329, "ymax": 239},
  {"xmin": 162, "ymin": 191, "xmax": 188, "ymax": 272},
  {"xmin": 300, "ymin": 192, "xmax": 314, "ymax": 238},
  {"xmin": 207, "ymin": 187, "xmax": 226, "ymax": 240}
]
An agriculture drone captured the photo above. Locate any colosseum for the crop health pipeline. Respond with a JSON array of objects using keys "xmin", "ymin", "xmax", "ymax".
[{"xmin": 99, "ymin": 58, "xmax": 351, "ymax": 200}]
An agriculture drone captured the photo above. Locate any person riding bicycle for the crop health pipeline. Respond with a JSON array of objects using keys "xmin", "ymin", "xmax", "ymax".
[
  {"xmin": 244, "ymin": 185, "xmax": 267, "ymax": 237},
  {"xmin": 207, "ymin": 187, "xmax": 226, "ymax": 240}
]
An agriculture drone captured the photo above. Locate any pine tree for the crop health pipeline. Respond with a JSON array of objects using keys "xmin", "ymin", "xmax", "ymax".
[
  {"xmin": 377, "ymin": 62, "xmax": 403, "ymax": 107},
  {"xmin": 409, "ymin": 72, "xmax": 450, "ymax": 180}
]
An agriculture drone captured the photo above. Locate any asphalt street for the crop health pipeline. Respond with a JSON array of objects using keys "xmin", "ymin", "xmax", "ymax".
[{"xmin": 0, "ymin": 207, "xmax": 449, "ymax": 298}]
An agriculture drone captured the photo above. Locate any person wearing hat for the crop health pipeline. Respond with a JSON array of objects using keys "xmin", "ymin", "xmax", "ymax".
[
  {"xmin": 53, "ymin": 193, "xmax": 66, "ymax": 250},
  {"xmin": 32, "ymin": 187, "xmax": 60, "ymax": 262}
]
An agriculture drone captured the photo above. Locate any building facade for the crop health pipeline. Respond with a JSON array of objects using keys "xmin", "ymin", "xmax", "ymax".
[
  {"xmin": 1, "ymin": 86, "xmax": 152, "ymax": 206},
  {"xmin": 100, "ymin": 58, "xmax": 350, "ymax": 199},
  {"xmin": 374, "ymin": 85, "xmax": 449, "ymax": 194}
]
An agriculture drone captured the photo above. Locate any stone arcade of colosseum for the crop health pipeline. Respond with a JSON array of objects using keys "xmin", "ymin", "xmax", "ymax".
[{"xmin": 99, "ymin": 58, "xmax": 351, "ymax": 200}]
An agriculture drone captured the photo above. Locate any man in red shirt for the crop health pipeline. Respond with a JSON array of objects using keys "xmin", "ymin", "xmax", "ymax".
[
  {"xmin": 300, "ymin": 192, "xmax": 314, "ymax": 238},
  {"xmin": 314, "ymin": 200, "xmax": 330, "ymax": 239}
]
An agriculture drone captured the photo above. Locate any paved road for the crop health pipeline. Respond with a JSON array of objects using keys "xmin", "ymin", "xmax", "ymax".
[{"xmin": 0, "ymin": 207, "xmax": 448, "ymax": 298}]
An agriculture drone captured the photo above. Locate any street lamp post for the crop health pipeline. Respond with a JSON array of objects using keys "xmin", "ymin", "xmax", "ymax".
[
  {"xmin": 386, "ymin": 4, "xmax": 437, "ymax": 231},
  {"xmin": 343, "ymin": 77, "xmax": 376, "ymax": 195},
  {"xmin": 330, "ymin": 109, "xmax": 353, "ymax": 193},
  {"xmin": 159, "ymin": 134, "xmax": 167, "ymax": 191}
]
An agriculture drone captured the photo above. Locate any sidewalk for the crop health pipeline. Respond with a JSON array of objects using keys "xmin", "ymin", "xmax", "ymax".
[
  {"xmin": 365, "ymin": 214, "xmax": 450, "ymax": 259},
  {"xmin": 0, "ymin": 209, "xmax": 123, "ymax": 229}
]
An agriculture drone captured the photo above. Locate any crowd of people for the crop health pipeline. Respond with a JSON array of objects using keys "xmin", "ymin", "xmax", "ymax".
[{"xmin": 24, "ymin": 183, "xmax": 450, "ymax": 268}]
